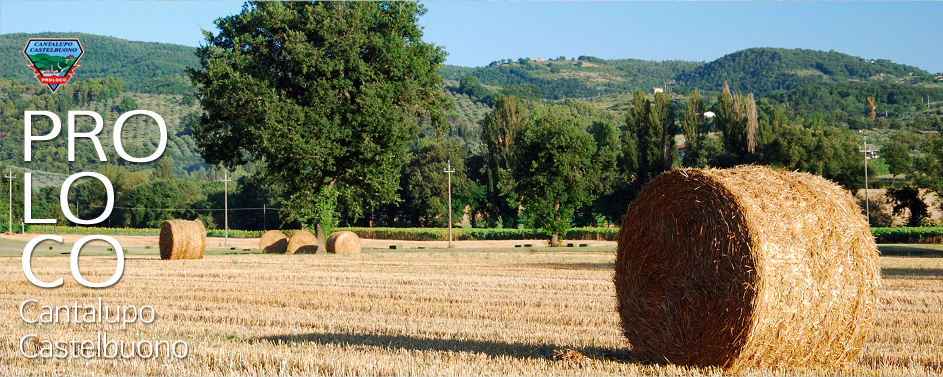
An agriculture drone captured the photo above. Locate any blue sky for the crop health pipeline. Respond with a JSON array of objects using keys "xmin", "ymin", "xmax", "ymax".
[{"xmin": 1, "ymin": 1, "xmax": 941, "ymax": 73}]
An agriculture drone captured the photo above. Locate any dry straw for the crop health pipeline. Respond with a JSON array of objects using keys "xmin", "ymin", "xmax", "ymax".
[
  {"xmin": 259, "ymin": 230, "xmax": 288, "ymax": 254},
  {"xmin": 326, "ymin": 231, "xmax": 361, "ymax": 254},
  {"xmin": 614, "ymin": 165, "xmax": 880, "ymax": 369},
  {"xmin": 159, "ymin": 219, "xmax": 206, "ymax": 260},
  {"xmin": 287, "ymin": 230, "xmax": 318, "ymax": 254}
]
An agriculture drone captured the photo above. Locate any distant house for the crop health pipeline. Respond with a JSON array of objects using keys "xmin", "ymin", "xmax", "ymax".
[
  {"xmin": 652, "ymin": 87, "xmax": 664, "ymax": 94},
  {"xmin": 535, "ymin": 57, "xmax": 544, "ymax": 62},
  {"xmin": 702, "ymin": 111, "xmax": 715, "ymax": 118},
  {"xmin": 919, "ymin": 131, "xmax": 940, "ymax": 135},
  {"xmin": 65, "ymin": 55, "xmax": 75, "ymax": 61}
]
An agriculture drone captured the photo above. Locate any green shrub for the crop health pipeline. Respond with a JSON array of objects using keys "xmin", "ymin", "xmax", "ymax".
[
  {"xmin": 871, "ymin": 227, "xmax": 943, "ymax": 244},
  {"xmin": 337, "ymin": 227, "xmax": 617, "ymax": 241}
]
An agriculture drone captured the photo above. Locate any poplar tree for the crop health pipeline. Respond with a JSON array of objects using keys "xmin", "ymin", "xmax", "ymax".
[
  {"xmin": 681, "ymin": 89, "xmax": 708, "ymax": 167},
  {"xmin": 480, "ymin": 95, "xmax": 528, "ymax": 228},
  {"xmin": 716, "ymin": 82, "xmax": 759, "ymax": 165}
]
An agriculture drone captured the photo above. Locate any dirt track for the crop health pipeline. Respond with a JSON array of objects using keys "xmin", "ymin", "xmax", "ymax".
[{"xmin": 0, "ymin": 233, "xmax": 617, "ymax": 250}]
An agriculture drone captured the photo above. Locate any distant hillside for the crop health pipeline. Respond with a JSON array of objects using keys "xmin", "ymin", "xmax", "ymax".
[
  {"xmin": 4, "ymin": 33, "xmax": 936, "ymax": 102},
  {"xmin": 675, "ymin": 47, "xmax": 932, "ymax": 95},
  {"xmin": 3, "ymin": 33, "xmax": 940, "ymax": 131},
  {"xmin": 441, "ymin": 57, "xmax": 700, "ymax": 100},
  {"xmin": 441, "ymin": 48, "xmax": 943, "ymax": 126},
  {"xmin": 444, "ymin": 48, "xmax": 937, "ymax": 102},
  {"xmin": 0, "ymin": 32, "xmax": 198, "ymax": 94}
]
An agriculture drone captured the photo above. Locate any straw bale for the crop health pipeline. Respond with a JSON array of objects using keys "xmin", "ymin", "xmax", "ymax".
[
  {"xmin": 614, "ymin": 165, "xmax": 880, "ymax": 369},
  {"xmin": 287, "ymin": 230, "xmax": 318, "ymax": 254},
  {"xmin": 159, "ymin": 219, "xmax": 206, "ymax": 260},
  {"xmin": 259, "ymin": 230, "xmax": 288, "ymax": 254},
  {"xmin": 326, "ymin": 231, "xmax": 361, "ymax": 254}
]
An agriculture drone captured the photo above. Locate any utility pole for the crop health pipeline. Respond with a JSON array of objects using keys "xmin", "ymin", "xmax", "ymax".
[
  {"xmin": 5, "ymin": 168, "xmax": 15, "ymax": 235},
  {"xmin": 859, "ymin": 136, "xmax": 874, "ymax": 225},
  {"xmin": 444, "ymin": 160, "xmax": 456, "ymax": 248},
  {"xmin": 219, "ymin": 169, "xmax": 233, "ymax": 246},
  {"xmin": 262, "ymin": 203, "xmax": 266, "ymax": 231}
]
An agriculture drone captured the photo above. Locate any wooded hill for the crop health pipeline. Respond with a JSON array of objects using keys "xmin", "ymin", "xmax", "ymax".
[
  {"xmin": 3, "ymin": 32, "xmax": 943, "ymax": 175},
  {"xmin": 676, "ymin": 47, "xmax": 932, "ymax": 95},
  {"xmin": 445, "ymin": 48, "xmax": 943, "ymax": 126}
]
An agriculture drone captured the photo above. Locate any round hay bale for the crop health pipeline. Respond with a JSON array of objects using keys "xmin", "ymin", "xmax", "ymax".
[
  {"xmin": 614, "ymin": 165, "xmax": 880, "ymax": 369},
  {"xmin": 326, "ymin": 231, "xmax": 361, "ymax": 254},
  {"xmin": 159, "ymin": 219, "xmax": 206, "ymax": 260},
  {"xmin": 287, "ymin": 230, "xmax": 318, "ymax": 254},
  {"xmin": 259, "ymin": 230, "xmax": 288, "ymax": 254}
]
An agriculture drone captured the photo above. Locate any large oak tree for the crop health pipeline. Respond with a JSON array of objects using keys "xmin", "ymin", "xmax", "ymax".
[{"xmin": 189, "ymin": 1, "xmax": 448, "ymax": 240}]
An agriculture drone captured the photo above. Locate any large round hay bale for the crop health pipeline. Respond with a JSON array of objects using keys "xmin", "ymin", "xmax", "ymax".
[
  {"xmin": 159, "ymin": 219, "xmax": 206, "ymax": 260},
  {"xmin": 259, "ymin": 230, "xmax": 288, "ymax": 254},
  {"xmin": 287, "ymin": 230, "xmax": 318, "ymax": 254},
  {"xmin": 615, "ymin": 165, "xmax": 880, "ymax": 369},
  {"xmin": 326, "ymin": 231, "xmax": 361, "ymax": 254}
]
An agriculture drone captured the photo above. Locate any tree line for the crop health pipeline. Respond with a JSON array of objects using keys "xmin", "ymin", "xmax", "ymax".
[
  {"xmin": 8, "ymin": 80, "xmax": 940, "ymax": 239},
  {"xmin": 357, "ymin": 83, "xmax": 881, "ymax": 244}
]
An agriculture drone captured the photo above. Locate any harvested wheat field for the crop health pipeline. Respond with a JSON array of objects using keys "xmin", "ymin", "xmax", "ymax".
[{"xmin": 1, "ymin": 246, "xmax": 941, "ymax": 376}]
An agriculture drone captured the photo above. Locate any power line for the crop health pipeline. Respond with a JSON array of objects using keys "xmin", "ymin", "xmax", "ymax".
[
  {"xmin": 86, "ymin": 206, "xmax": 283, "ymax": 212},
  {"xmin": 1, "ymin": 164, "xmax": 285, "ymax": 218},
  {"xmin": 0, "ymin": 163, "xmax": 236, "ymax": 182},
  {"xmin": 0, "ymin": 164, "xmax": 74, "ymax": 179}
]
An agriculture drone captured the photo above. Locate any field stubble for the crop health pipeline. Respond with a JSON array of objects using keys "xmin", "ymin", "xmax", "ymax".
[{"xmin": 1, "ymin": 247, "xmax": 941, "ymax": 375}]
